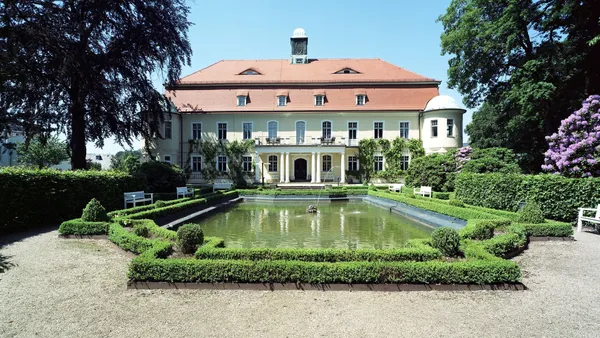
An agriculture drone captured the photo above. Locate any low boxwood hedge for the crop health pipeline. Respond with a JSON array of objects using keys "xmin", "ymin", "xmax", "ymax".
[
  {"xmin": 519, "ymin": 222, "xmax": 573, "ymax": 237},
  {"xmin": 58, "ymin": 219, "xmax": 110, "ymax": 235}
]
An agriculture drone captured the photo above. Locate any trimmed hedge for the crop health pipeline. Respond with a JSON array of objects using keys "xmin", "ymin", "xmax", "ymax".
[
  {"xmin": 519, "ymin": 222, "xmax": 573, "ymax": 237},
  {"xmin": 433, "ymin": 192, "xmax": 451, "ymax": 200},
  {"xmin": 0, "ymin": 168, "xmax": 143, "ymax": 233},
  {"xmin": 455, "ymin": 173, "xmax": 600, "ymax": 222},
  {"xmin": 58, "ymin": 219, "xmax": 110, "ymax": 235},
  {"xmin": 460, "ymin": 219, "xmax": 512, "ymax": 240}
]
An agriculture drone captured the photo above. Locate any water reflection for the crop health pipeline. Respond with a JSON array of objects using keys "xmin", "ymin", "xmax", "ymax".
[{"xmin": 193, "ymin": 201, "xmax": 433, "ymax": 249}]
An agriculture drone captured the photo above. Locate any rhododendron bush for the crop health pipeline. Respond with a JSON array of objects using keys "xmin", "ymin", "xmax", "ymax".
[{"xmin": 542, "ymin": 95, "xmax": 600, "ymax": 177}]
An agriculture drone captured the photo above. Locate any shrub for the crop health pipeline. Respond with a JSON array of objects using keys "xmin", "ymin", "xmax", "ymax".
[
  {"xmin": 471, "ymin": 220, "xmax": 495, "ymax": 240},
  {"xmin": 406, "ymin": 153, "xmax": 456, "ymax": 192},
  {"xmin": 448, "ymin": 199, "xmax": 465, "ymax": 207},
  {"xmin": 176, "ymin": 223, "xmax": 204, "ymax": 254},
  {"xmin": 58, "ymin": 219, "xmax": 109, "ymax": 235},
  {"xmin": 433, "ymin": 192, "xmax": 451, "ymax": 200},
  {"xmin": 133, "ymin": 224, "xmax": 150, "ymax": 237},
  {"xmin": 134, "ymin": 161, "xmax": 186, "ymax": 193},
  {"xmin": 0, "ymin": 168, "xmax": 143, "ymax": 233},
  {"xmin": 518, "ymin": 201, "xmax": 545, "ymax": 224},
  {"xmin": 81, "ymin": 198, "xmax": 110, "ymax": 222},
  {"xmin": 154, "ymin": 200, "xmax": 167, "ymax": 208},
  {"xmin": 461, "ymin": 148, "xmax": 521, "ymax": 174},
  {"xmin": 431, "ymin": 227, "xmax": 461, "ymax": 257}
]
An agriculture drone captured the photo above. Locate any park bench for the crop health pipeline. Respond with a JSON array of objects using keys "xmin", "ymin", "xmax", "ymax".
[
  {"xmin": 388, "ymin": 184, "xmax": 404, "ymax": 193},
  {"xmin": 176, "ymin": 186, "xmax": 194, "ymax": 199},
  {"xmin": 577, "ymin": 204, "xmax": 600, "ymax": 232},
  {"xmin": 413, "ymin": 186, "xmax": 432, "ymax": 198},
  {"xmin": 213, "ymin": 179, "xmax": 233, "ymax": 192},
  {"xmin": 123, "ymin": 191, "xmax": 153, "ymax": 209}
]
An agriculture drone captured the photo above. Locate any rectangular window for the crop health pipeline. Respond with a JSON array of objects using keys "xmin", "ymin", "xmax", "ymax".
[
  {"xmin": 348, "ymin": 156, "xmax": 358, "ymax": 171},
  {"xmin": 191, "ymin": 156, "xmax": 202, "ymax": 172},
  {"xmin": 374, "ymin": 122, "xmax": 383, "ymax": 139},
  {"xmin": 164, "ymin": 120, "xmax": 172, "ymax": 139},
  {"xmin": 374, "ymin": 156, "xmax": 384, "ymax": 172},
  {"xmin": 348, "ymin": 122, "xmax": 357, "ymax": 140},
  {"xmin": 447, "ymin": 119, "xmax": 454, "ymax": 137},
  {"xmin": 431, "ymin": 120, "xmax": 438, "ymax": 137},
  {"xmin": 242, "ymin": 156, "xmax": 253, "ymax": 172},
  {"xmin": 315, "ymin": 95, "xmax": 324, "ymax": 106},
  {"xmin": 268, "ymin": 155, "xmax": 278, "ymax": 172},
  {"xmin": 217, "ymin": 122, "xmax": 227, "ymax": 140},
  {"xmin": 356, "ymin": 95, "xmax": 366, "ymax": 106},
  {"xmin": 278, "ymin": 96, "xmax": 287, "ymax": 106},
  {"xmin": 399, "ymin": 122, "xmax": 409, "ymax": 139},
  {"xmin": 400, "ymin": 156, "xmax": 410, "ymax": 170},
  {"xmin": 217, "ymin": 156, "xmax": 227, "ymax": 172},
  {"xmin": 237, "ymin": 96, "xmax": 246, "ymax": 106},
  {"xmin": 322, "ymin": 121, "xmax": 332, "ymax": 139},
  {"xmin": 268, "ymin": 121, "xmax": 278, "ymax": 139},
  {"xmin": 164, "ymin": 155, "xmax": 171, "ymax": 164},
  {"xmin": 242, "ymin": 122, "xmax": 253, "ymax": 140},
  {"xmin": 192, "ymin": 123, "xmax": 202, "ymax": 140},
  {"xmin": 322, "ymin": 155, "xmax": 332, "ymax": 172}
]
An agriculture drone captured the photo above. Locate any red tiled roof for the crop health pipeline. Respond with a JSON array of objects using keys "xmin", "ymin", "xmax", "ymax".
[
  {"xmin": 167, "ymin": 87, "xmax": 440, "ymax": 112},
  {"xmin": 176, "ymin": 59, "xmax": 439, "ymax": 85}
]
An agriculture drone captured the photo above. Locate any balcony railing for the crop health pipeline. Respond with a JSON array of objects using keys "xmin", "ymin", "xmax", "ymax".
[{"xmin": 254, "ymin": 135, "xmax": 353, "ymax": 146}]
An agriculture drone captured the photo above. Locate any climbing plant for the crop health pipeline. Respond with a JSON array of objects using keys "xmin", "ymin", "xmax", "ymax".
[
  {"xmin": 223, "ymin": 140, "xmax": 254, "ymax": 186},
  {"xmin": 186, "ymin": 139, "xmax": 253, "ymax": 185},
  {"xmin": 357, "ymin": 137, "xmax": 426, "ymax": 183},
  {"xmin": 407, "ymin": 139, "xmax": 425, "ymax": 159},
  {"xmin": 357, "ymin": 138, "xmax": 377, "ymax": 183}
]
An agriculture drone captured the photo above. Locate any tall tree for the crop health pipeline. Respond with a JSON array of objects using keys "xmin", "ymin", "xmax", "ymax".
[
  {"xmin": 1, "ymin": 1, "xmax": 192, "ymax": 169},
  {"xmin": 439, "ymin": 0, "xmax": 600, "ymax": 172}
]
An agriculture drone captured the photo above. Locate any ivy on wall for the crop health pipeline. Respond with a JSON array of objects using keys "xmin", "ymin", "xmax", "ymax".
[
  {"xmin": 186, "ymin": 139, "xmax": 254, "ymax": 184},
  {"xmin": 355, "ymin": 138, "xmax": 425, "ymax": 183}
]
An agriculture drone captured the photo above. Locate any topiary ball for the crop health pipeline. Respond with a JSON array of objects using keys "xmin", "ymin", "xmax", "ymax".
[
  {"xmin": 431, "ymin": 227, "xmax": 461, "ymax": 257},
  {"xmin": 176, "ymin": 223, "xmax": 205, "ymax": 254},
  {"xmin": 471, "ymin": 220, "xmax": 495, "ymax": 240},
  {"xmin": 81, "ymin": 198, "xmax": 110, "ymax": 222},
  {"xmin": 518, "ymin": 200, "xmax": 545, "ymax": 224},
  {"xmin": 154, "ymin": 200, "xmax": 167, "ymax": 208}
]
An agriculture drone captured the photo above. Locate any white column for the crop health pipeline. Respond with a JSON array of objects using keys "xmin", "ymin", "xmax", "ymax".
[
  {"xmin": 316, "ymin": 152, "xmax": 321, "ymax": 183},
  {"xmin": 311, "ymin": 152, "xmax": 316, "ymax": 183},
  {"xmin": 340, "ymin": 151, "xmax": 346, "ymax": 184},
  {"xmin": 280, "ymin": 152, "xmax": 285, "ymax": 183},
  {"xmin": 254, "ymin": 152, "xmax": 260, "ymax": 183},
  {"xmin": 285, "ymin": 152, "xmax": 290, "ymax": 183}
]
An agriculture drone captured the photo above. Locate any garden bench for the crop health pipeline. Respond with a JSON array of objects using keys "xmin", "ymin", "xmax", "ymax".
[
  {"xmin": 577, "ymin": 204, "xmax": 600, "ymax": 232},
  {"xmin": 176, "ymin": 186, "xmax": 194, "ymax": 199},
  {"xmin": 388, "ymin": 184, "xmax": 403, "ymax": 193},
  {"xmin": 123, "ymin": 191, "xmax": 153, "ymax": 209},
  {"xmin": 213, "ymin": 179, "xmax": 233, "ymax": 192},
  {"xmin": 414, "ymin": 186, "xmax": 432, "ymax": 198}
]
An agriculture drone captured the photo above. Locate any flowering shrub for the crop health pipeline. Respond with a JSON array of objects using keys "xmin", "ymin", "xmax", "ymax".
[
  {"xmin": 454, "ymin": 146, "xmax": 472, "ymax": 172},
  {"xmin": 542, "ymin": 95, "xmax": 600, "ymax": 177}
]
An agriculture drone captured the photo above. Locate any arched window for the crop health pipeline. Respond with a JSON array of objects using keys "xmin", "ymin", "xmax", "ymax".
[
  {"xmin": 268, "ymin": 121, "xmax": 278, "ymax": 139},
  {"xmin": 322, "ymin": 121, "xmax": 332, "ymax": 139},
  {"xmin": 268, "ymin": 155, "xmax": 278, "ymax": 172},
  {"xmin": 322, "ymin": 155, "xmax": 332, "ymax": 172}
]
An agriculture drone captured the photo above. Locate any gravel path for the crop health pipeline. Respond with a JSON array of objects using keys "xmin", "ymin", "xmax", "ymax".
[{"xmin": 1, "ymin": 229, "xmax": 600, "ymax": 338}]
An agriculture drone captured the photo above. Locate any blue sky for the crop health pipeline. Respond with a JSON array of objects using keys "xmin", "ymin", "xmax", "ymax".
[{"xmin": 90, "ymin": 0, "xmax": 471, "ymax": 153}]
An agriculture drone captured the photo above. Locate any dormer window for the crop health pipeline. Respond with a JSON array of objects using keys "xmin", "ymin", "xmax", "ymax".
[
  {"xmin": 334, "ymin": 68, "xmax": 360, "ymax": 74},
  {"xmin": 237, "ymin": 96, "xmax": 247, "ymax": 106},
  {"xmin": 278, "ymin": 96, "xmax": 287, "ymax": 106},
  {"xmin": 356, "ymin": 95, "xmax": 366, "ymax": 106},
  {"xmin": 239, "ymin": 68, "xmax": 261, "ymax": 75},
  {"xmin": 315, "ymin": 95, "xmax": 324, "ymax": 106}
]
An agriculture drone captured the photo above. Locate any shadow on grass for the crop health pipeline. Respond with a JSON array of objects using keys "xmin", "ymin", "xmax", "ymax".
[{"xmin": 0, "ymin": 252, "xmax": 14, "ymax": 273}]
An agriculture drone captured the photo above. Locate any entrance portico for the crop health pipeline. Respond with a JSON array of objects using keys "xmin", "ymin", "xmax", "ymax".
[{"xmin": 254, "ymin": 146, "xmax": 348, "ymax": 184}]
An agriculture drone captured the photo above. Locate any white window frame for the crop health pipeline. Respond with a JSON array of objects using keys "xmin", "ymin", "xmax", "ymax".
[
  {"xmin": 322, "ymin": 154, "xmax": 332, "ymax": 172},
  {"xmin": 399, "ymin": 121, "xmax": 410, "ymax": 139},
  {"xmin": 268, "ymin": 155, "xmax": 278, "ymax": 172},
  {"xmin": 321, "ymin": 120, "xmax": 332, "ymax": 139},
  {"xmin": 431, "ymin": 120, "xmax": 438, "ymax": 138},
  {"xmin": 237, "ymin": 95, "xmax": 247, "ymax": 106},
  {"xmin": 191, "ymin": 155, "xmax": 202, "ymax": 172},
  {"xmin": 216, "ymin": 155, "xmax": 228, "ymax": 172},
  {"xmin": 267, "ymin": 120, "xmax": 279, "ymax": 139},
  {"xmin": 217, "ymin": 122, "xmax": 228, "ymax": 140},
  {"xmin": 374, "ymin": 121, "xmax": 384, "ymax": 139},
  {"xmin": 191, "ymin": 122, "xmax": 202, "ymax": 140},
  {"xmin": 400, "ymin": 155, "xmax": 410, "ymax": 171},
  {"xmin": 242, "ymin": 122, "xmax": 253, "ymax": 140},
  {"xmin": 374, "ymin": 155, "xmax": 384, "ymax": 172},
  {"xmin": 163, "ymin": 155, "xmax": 171, "ymax": 164},
  {"xmin": 348, "ymin": 121, "xmax": 358, "ymax": 140},
  {"xmin": 447, "ymin": 119, "xmax": 455, "ymax": 137},
  {"xmin": 295, "ymin": 120, "xmax": 306, "ymax": 144},
  {"xmin": 348, "ymin": 156, "xmax": 359, "ymax": 171},
  {"xmin": 314, "ymin": 95, "xmax": 325, "ymax": 106},
  {"xmin": 164, "ymin": 120, "xmax": 172, "ymax": 139},
  {"xmin": 356, "ymin": 95, "xmax": 366, "ymax": 106},
  {"xmin": 242, "ymin": 156, "xmax": 253, "ymax": 172},
  {"xmin": 277, "ymin": 95, "xmax": 287, "ymax": 106}
]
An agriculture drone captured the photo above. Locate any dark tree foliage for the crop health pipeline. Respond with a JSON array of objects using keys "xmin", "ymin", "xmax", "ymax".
[
  {"xmin": 0, "ymin": 0, "xmax": 192, "ymax": 169},
  {"xmin": 439, "ymin": 0, "xmax": 600, "ymax": 172}
]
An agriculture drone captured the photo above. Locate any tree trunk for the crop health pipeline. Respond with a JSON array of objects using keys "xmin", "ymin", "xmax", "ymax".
[{"xmin": 70, "ymin": 97, "xmax": 87, "ymax": 170}]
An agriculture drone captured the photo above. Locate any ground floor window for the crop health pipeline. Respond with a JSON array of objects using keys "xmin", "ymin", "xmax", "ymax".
[
  {"xmin": 322, "ymin": 155, "xmax": 332, "ymax": 172},
  {"xmin": 242, "ymin": 156, "xmax": 253, "ymax": 172},
  {"xmin": 163, "ymin": 155, "xmax": 171, "ymax": 164},
  {"xmin": 217, "ymin": 156, "xmax": 227, "ymax": 172},
  {"xmin": 191, "ymin": 156, "xmax": 202, "ymax": 172},
  {"xmin": 268, "ymin": 155, "xmax": 278, "ymax": 172},
  {"xmin": 348, "ymin": 156, "xmax": 358, "ymax": 171},
  {"xmin": 374, "ymin": 155, "xmax": 384, "ymax": 171},
  {"xmin": 400, "ymin": 155, "xmax": 410, "ymax": 170}
]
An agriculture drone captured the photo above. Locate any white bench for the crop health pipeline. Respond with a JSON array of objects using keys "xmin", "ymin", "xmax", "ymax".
[
  {"xmin": 577, "ymin": 204, "xmax": 600, "ymax": 232},
  {"xmin": 414, "ymin": 186, "xmax": 432, "ymax": 198},
  {"xmin": 388, "ymin": 184, "xmax": 404, "ymax": 193},
  {"xmin": 213, "ymin": 179, "xmax": 233, "ymax": 192},
  {"xmin": 124, "ymin": 191, "xmax": 153, "ymax": 208},
  {"xmin": 176, "ymin": 186, "xmax": 194, "ymax": 199}
]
